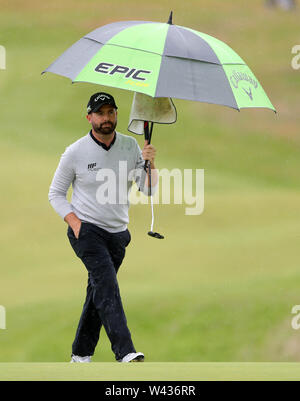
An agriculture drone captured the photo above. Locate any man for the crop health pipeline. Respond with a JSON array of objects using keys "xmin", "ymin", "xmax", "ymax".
[{"xmin": 48, "ymin": 92, "xmax": 158, "ymax": 363}]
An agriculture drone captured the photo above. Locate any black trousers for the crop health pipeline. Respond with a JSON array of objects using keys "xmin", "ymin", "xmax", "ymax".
[{"xmin": 67, "ymin": 222, "xmax": 136, "ymax": 361}]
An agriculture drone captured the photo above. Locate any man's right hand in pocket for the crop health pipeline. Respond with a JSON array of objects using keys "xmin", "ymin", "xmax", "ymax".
[{"xmin": 64, "ymin": 212, "xmax": 82, "ymax": 239}]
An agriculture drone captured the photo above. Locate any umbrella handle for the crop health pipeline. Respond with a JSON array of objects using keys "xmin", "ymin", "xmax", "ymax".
[
  {"xmin": 144, "ymin": 121, "xmax": 153, "ymax": 171},
  {"xmin": 143, "ymin": 121, "xmax": 153, "ymax": 144}
]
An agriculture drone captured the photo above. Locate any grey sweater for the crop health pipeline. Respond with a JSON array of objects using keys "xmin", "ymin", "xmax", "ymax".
[{"xmin": 48, "ymin": 131, "xmax": 151, "ymax": 233}]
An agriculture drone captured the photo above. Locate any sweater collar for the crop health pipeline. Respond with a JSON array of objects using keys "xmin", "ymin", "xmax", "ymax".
[{"xmin": 89, "ymin": 130, "xmax": 116, "ymax": 151}]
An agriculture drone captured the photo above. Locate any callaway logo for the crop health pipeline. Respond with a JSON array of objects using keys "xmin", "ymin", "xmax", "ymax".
[
  {"xmin": 230, "ymin": 70, "xmax": 258, "ymax": 101},
  {"xmin": 94, "ymin": 94, "xmax": 111, "ymax": 103},
  {"xmin": 95, "ymin": 62, "xmax": 151, "ymax": 81}
]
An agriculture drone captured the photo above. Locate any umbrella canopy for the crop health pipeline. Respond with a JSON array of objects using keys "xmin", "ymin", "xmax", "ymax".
[{"xmin": 42, "ymin": 13, "xmax": 276, "ymax": 112}]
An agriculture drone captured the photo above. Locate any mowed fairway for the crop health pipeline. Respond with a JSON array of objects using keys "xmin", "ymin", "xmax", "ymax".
[
  {"xmin": 1, "ymin": 0, "xmax": 300, "ymax": 371},
  {"xmin": 1, "ymin": 363, "xmax": 300, "ymax": 381}
]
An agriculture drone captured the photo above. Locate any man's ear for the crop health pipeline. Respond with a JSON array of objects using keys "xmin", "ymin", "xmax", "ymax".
[{"xmin": 86, "ymin": 114, "xmax": 91, "ymax": 123}]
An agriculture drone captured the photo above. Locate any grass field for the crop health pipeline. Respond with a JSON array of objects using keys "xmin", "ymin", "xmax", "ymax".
[
  {"xmin": 1, "ymin": 0, "xmax": 300, "ymax": 372},
  {"xmin": 1, "ymin": 362, "xmax": 300, "ymax": 381}
]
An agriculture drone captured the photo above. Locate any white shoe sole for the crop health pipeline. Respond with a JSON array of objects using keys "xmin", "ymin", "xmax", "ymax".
[{"xmin": 119, "ymin": 352, "xmax": 145, "ymax": 363}]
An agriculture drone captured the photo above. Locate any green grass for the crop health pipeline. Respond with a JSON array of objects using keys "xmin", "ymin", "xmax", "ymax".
[
  {"xmin": 1, "ymin": 363, "xmax": 300, "ymax": 381},
  {"xmin": 1, "ymin": 0, "xmax": 300, "ymax": 367}
]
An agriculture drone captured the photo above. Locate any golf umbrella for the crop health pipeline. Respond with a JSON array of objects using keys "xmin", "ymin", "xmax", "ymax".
[
  {"xmin": 42, "ymin": 12, "xmax": 275, "ymax": 112},
  {"xmin": 42, "ymin": 12, "xmax": 276, "ymax": 238}
]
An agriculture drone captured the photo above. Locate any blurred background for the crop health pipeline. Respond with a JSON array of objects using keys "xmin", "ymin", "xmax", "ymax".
[{"xmin": 0, "ymin": 0, "xmax": 300, "ymax": 362}]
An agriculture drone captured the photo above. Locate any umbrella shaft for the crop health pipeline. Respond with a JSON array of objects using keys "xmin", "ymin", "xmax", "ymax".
[
  {"xmin": 150, "ymin": 194, "xmax": 154, "ymax": 232},
  {"xmin": 148, "ymin": 165, "xmax": 154, "ymax": 231},
  {"xmin": 144, "ymin": 121, "xmax": 154, "ymax": 231}
]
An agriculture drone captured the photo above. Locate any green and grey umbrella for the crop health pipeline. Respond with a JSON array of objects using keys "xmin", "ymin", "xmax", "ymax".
[{"xmin": 42, "ymin": 12, "xmax": 275, "ymax": 112}]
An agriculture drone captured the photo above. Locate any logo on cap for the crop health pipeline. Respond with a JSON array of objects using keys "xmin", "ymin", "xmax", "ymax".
[{"xmin": 94, "ymin": 94, "xmax": 111, "ymax": 103}]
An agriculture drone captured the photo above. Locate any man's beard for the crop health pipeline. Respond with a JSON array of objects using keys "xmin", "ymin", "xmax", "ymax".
[{"xmin": 92, "ymin": 121, "xmax": 117, "ymax": 135}]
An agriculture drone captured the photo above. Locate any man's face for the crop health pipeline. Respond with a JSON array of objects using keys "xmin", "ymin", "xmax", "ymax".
[{"xmin": 87, "ymin": 104, "xmax": 118, "ymax": 135}]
